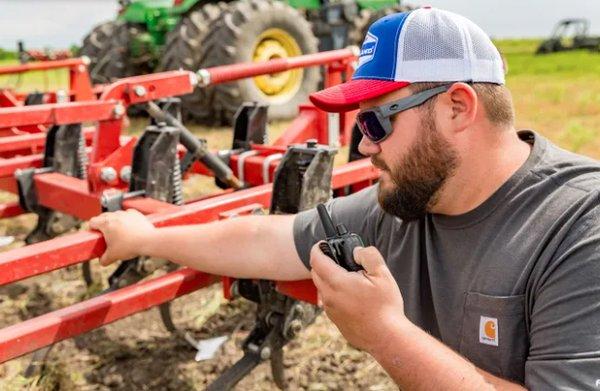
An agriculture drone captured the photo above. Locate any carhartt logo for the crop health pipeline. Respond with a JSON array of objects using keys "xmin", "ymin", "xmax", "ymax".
[
  {"xmin": 479, "ymin": 316, "xmax": 498, "ymax": 346},
  {"xmin": 484, "ymin": 321, "xmax": 496, "ymax": 339}
]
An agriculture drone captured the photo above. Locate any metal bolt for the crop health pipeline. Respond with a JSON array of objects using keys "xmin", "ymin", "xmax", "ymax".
[
  {"xmin": 113, "ymin": 103, "xmax": 125, "ymax": 118},
  {"xmin": 229, "ymin": 280, "xmax": 239, "ymax": 298},
  {"xmin": 188, "ymin": 72, "xmax": 199, "ymax": 87},
  {"xmin": 196, "ymin": 69, "xmax": 211, "ymax": 87},
  {"xmin": 133, "ymin": 85, "xmax": 147, "ymax": 97},
  {"xmin": 306, "ymin": 139, "xmax": 318, "ymax": 148},
  {"xmin": 56, "ymin": 90, "xmax": 68, "ymax": 104},
  {"xmin": 260, "ymin": 347, "xmax": 271, "ymax": 360},
  {"xmin": 120, "ymin": 166, "xmax": 132, "ymax": 183},
  {"xmin": 293, "ymin": 304, "xmax": 305, "ymax": 316},
  {"xmin": 100, "ymin": 192, "xmax": 110, "ymax": 208},
  {"xmin": 100, "ymin": 167, "xmax": 117, "ymax": 183},
  {"xmin": 289, "ymin": 319, "xmax": 303, "ymax": 335}
]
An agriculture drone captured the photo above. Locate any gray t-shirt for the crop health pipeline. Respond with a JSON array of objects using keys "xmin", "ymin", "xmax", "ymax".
[{"xmin": 293, "ymin": 130, "xmax": 600, "ymax": 389}]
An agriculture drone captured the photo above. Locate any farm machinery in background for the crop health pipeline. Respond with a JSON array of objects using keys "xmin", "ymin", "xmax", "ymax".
[
  {"xmin": 536, "ymin": 18, "xmax": 600, "ymax": 54},
  {"xmin": 0, "ymin": 57, "xmax": 98, "ymax": 166},
  {"xmin": 81, "ymin": 0, "xmax": 412, "ymax": 124},
  {"xmin": 0, "ymin": 57, "xmax": 95, "ymax": 112},
  {"xmin": 16, "ymin": 41, "xmax": 73, "ymax": 64},
  {"xmin": 0, "ymin": 48, "xmax": 378, "ymax": 389}
]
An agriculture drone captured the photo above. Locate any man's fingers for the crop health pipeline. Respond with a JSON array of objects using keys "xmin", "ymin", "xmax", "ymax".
[
  {"xmin": 89, "ymin": 212, "xmax": 113, "ymax": 230},
  {"xmin": 311, "ymin": 268, "xmax": 325, "ymax": 291},
  {"xmin": 311, "ymin": 269, "xmax": 339, "ymax": 310},
  {"xmin": 125, "ymin": 208, "xmax": 143, "ymax": 217},
  {"xmin": 99, "ymin": 253, "xmax": 109, "ymax": 266},
  {"xmin": 310, "ymin": 242, "xmax": 347, "ymax": 279},
  {"xmin": 353, "ymin": 246, "xmax": 388, "ymax": 277},
  {"xmin": 89, "ymin": 215, "xmax": 105, "ymax": 230}
]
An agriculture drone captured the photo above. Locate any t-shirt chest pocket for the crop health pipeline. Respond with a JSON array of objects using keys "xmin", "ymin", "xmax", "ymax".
[{"xmin": 458, "ymin": 292, "xmax": 528, "ymax": 383}]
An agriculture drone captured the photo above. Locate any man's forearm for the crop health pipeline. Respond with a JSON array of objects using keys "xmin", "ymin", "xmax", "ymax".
[
  {"xmin": 371, "ymin": 319, "xmax": 525, "ymax": 390},
  {"xmin": 140, "ymin": 215, "xmax": 310, "ymax": 280}
]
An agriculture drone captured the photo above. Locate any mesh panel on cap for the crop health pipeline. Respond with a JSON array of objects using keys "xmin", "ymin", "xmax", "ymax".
[
  {"xmin": 402, "ymin": 10, "xmax": 464, "ymax": 61},
  {"xmin": 467, "ymin": 23, "xmax": 498, "ymax": 60},
  {"xmin": 394, "ymin": 8, "xmax": 504, "ymax": 84}
]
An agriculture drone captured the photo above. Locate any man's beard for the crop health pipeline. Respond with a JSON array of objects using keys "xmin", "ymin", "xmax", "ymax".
[{"xmin": 373, "ymin": 111, "xmax": 459, "ymax": 221}]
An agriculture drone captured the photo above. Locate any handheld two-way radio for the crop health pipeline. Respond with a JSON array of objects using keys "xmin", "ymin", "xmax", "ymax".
[{"xmin": 316, "ymin": 204, "xmax": 364, "ymax": 272}]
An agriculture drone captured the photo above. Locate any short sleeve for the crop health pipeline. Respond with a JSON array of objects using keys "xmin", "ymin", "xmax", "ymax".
[
  {"xmin": 293, "ymin": 185, "xmax": 382, "ymax": 269},
  {"xmin": 525, "ymin": 207, "xmax": 600, "ymax": 389}
]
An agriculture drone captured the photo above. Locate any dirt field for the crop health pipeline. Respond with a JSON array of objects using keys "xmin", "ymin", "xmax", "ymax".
[{"xmin": 1, "ymin": 41, "xmax": 600, "ymax": 390}]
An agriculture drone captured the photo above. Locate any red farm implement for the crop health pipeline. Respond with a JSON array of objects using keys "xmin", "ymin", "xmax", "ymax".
[
  {"xmin": 0, "ymin": 48, "xmax": 379, "ymax": 389},
  {"xmin": 0, "ymin": 57, "xmax": 98, "ymax": 168},
  {"xmin": 0, "ymin": 57, "xmax": 96, "ymax": 115}
]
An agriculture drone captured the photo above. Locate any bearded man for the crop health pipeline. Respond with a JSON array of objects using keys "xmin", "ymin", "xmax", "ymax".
[{"xmin": 91, "ymin": 8, "xmax": 600, "ymax": 389}]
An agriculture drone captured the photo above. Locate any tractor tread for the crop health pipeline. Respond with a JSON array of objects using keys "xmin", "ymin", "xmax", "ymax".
[{"xmin": 195, "ymin": 0, "xmax": 320, "ymax": 125}]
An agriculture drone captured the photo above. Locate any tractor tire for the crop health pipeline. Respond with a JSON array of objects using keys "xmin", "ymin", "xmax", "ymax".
[
  {"xmin": 158, "ymin": 2, "xmax": 230, "ymax": 121},
  {"xmin": 87, "ymin": 21, "xmax": 145, "ymax": 84},
  {"xmin": 195, "ymin": 0, "xmax": 321, "ymax": 125},
  {"xmin": 79, "ymin": 21, "xmax": 118, "ymax": 80},
  {"xmin": 350, "ymin": 5, "xmax": 414, "ymax": 46}
]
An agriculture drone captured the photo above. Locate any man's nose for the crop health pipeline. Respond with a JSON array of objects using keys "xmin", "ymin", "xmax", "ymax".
[{"xmin": 358, "ymin": 135, "xmax": 380, "ymax": 156}]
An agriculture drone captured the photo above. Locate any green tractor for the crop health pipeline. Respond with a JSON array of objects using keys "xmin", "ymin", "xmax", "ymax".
[{"xmin": 80, "ymin": 0, "xmax": 410, "ymax": 124}]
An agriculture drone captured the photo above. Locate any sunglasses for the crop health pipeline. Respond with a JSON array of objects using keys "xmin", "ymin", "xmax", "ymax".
[{"xmin": 356, "ymin": 84, "xmax": 452, "ymax": 143}]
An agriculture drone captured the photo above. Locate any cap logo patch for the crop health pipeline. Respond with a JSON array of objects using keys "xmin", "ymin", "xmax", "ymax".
[
  {"xmin": 479, "ymin": 316, "xmax": 498, "ymax": 346},
  {"xmin": 358, "ymin": 32, "xmax": 378, "ymax": 67}
]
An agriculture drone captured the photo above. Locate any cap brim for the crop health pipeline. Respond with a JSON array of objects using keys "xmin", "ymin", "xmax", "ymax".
[{"xmin": 309, "ymin": 79, "xmax": 410, "ymax": 112}]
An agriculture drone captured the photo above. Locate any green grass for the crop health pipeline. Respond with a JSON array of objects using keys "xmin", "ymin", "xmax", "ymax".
[
  {"xmin": 495, "ymin": 38, "xmax": 600, "ymax": 76},
  {"xmin": 0, "ymin": 59, "xmax": 69, "ymax": 92},
  {"xmin": 495, "ymin": 41, "xmax": 600, "ymax": 158},
  {"xmin": 494, "ymin": 38, "xmax": 541, "ymax": 55},
  {"xmin": 0, "ymin": 49, "xmax": 17, "ymax": 61}
]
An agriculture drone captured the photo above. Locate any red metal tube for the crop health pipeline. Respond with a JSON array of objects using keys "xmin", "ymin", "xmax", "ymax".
[
  {"xmin": 35, "ymin": 173, "xmax": 105, "ymax": 220},
  {"xmin": 0, "ymin": 160, "xmax": 376, "ymax": 286},
  {"xmin": 0, "ymin": 202, "xmax": 23, "ymax": 218},
  {"xmin": 273, "ymin": 105, "xmax": 324, "ymax": 147},
  {"xmin": 204, "ymin": 48, "xmax": 356, "ymax": 86},
  {"xmin": 0, "ymin": 101, "xmax": 118, "ymax": 128},
  {"xmin": 0, "ymin": 126, "xmax": 94, "ymax": 156},
  {"xmin": 0, "ymin": 184, "xmax": 271, "ymax": 286},
  {"xmin": 0, "ymin": 268, "xmax": 217, "ymax": 363},
  {"xmin": 0, "ymin": 58, "xmax": 87, "ymax": 75},
  {"xmin": 99, "ymin": 70, "xmax": 195, "ymax": 104},
  {"xmin": 0, "ymin": 154, "xmax": 43, "ymax": 178}
]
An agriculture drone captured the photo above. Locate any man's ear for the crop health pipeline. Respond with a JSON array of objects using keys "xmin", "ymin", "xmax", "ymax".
[{"xmin": 439, "ymin": 82, "xmax": 478, "ymax": 132}]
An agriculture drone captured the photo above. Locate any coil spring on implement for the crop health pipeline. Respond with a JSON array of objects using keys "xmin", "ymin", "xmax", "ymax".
[
  {"xmin": 77, "ymin": 130, "xmax": 88, "ymax": 180},
  {"xmin": 171, "ymin": 157, "xmax": 184, "ymax": 206}
]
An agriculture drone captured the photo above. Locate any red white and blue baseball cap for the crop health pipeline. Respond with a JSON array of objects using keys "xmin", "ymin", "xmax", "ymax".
[{"xmin": 310, "ymin": 8, "xmax": 506, "ymax": 112}]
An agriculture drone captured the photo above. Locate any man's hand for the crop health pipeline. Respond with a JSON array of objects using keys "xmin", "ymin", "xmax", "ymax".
[
  {"xmin": 310, "ymin": 243, "xmax": 407, "ymax": 353},
  {"xmin": 89, "ymin": 209, "xmax": 156, "ymax": 266}
]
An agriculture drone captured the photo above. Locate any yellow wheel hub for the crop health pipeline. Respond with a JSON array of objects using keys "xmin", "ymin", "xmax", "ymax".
[{"xmin": 252, "ymin": 28, "xmax": 303, "ymax": 102}]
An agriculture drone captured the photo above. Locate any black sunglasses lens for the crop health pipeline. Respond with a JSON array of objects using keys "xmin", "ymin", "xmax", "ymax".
[{"xmin": 357, "ymin": 111, "xmax": 388, "ymax": 142}]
